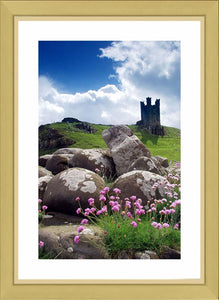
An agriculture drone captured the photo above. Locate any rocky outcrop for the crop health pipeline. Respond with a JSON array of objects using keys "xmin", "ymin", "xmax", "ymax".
[
  {"xmin": 39, "ymin": 126, "xmax": 74, "ymax": 151},
  {"xmin": 43, "ymin": 168, "xmax": 105, "ymax": 215},
  {"xmin": 45, "ymin": 154, "xmax": 69, "ymax": 175},
  {"xmin": 39, "ymin": 166, "xmax": 53, "ymax": 178},
  {"xmin": 39, "ymin": 175, "xmax": 53, "ymax": 200},
  {"xmin": 128, "ymin": 156, "xmax": 164, "ymax": 175},
  {"xmin": 156, "ymin": 155, "xmax": 169, "ymax": 168},
  {"xmin": 111, "ymin": 170, "xmax": 165, "ymax": 206},
  {"xmin": 102, "ymin": 125, "xmax": 151, "ymax": 176},
  {"xmin": 68, "ymin": 148, "xmax": 116, "ymax": 178}
]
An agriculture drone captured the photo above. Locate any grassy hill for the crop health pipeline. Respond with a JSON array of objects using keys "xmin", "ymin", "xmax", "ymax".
[{"xmin": 39, "ymin": 122, "xmax": 180, "ymax": 162}]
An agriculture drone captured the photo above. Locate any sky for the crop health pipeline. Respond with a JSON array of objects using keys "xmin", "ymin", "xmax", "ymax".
[{"xmin": 39, "ymin": 41, "xmax": 180, "ymax": 128}]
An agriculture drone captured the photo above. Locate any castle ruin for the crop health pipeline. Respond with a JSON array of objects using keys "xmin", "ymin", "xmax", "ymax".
[{"xmin": 136, "ymin": 97, "xmax": 164, "ymax": 136}]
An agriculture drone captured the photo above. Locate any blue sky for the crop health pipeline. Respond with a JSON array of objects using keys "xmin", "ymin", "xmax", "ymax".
[{"xmin": 39, "ymin": 41, "xmax": 180, "ymax": 128}]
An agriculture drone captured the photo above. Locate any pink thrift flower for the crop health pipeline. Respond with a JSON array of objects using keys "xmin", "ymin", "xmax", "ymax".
[
  {"xmin": 99, "ymin": 190, "xmax": 106, "ymax": 195},
  {"xmin": 81, "ymin": 219, "xmax": 88, "ymax": 224},
  {"xmin": 96, "ymin": 210, "xmax": 103, "ymax": 215},
  {"xmin": 127, "ymin": 212, "xmax": 132, "ymax": 218},
  {"xmin": 174, "ymin": 224, "xmax": 179, "ymax": 230},
  {"xmin": 156, "ymin": 223, "xmax": 162, "ymax": 229},
  {"xmin": 77, "ymin": 226, "xmax": 84, "ymax": 233},
  {"xmin": 102, "ymin": 205, "xmax": 107, "ymax": 213},
  {"xmin": 170, "ymin": 208, "xmax": 175, "ymax": 214},
  {"xmin": 163, "ymin": 223, "xmax": 169, "ymax": 228},
  {"xmin": 38, "ymin": 199, "xmax": 42, "ymax": 203},
  {"xmin": 104, "ymin": 230, "xmax": 107, "ymax": 235},
  {"xmin": 130, "ymin": 221, "xmax": 137, "ymax": 227},
  {"xmin": 90, "ymin": 207, "xmax": 96, "ymax": 213},
  {"xmin": 88, "ymin": 198, "xmax": 95, "ymax": 206},
  {"xmin": 151, "ymin": 222, "xmax": 158, "ymax": 228},
  {"xmin": 130, "ymin": 196, "xmax": 137, "ymax": 201},
  {"xmin": 95, "ymin": 168, "xmax": 100, "ymax": 173},
  {"xmin": 74, "ymin": 235, "xmax": 79, "ymax": 244},
  {"xmin": 104, "ymin": 187, "xmax": 110, "ymax": 193},
  {"xmin": 110, "ymin": 196, "xmax": 115, "ymax": 200},
  {"xmin": 75, "ymin": 197, "xmax": 80, "ymax": 201},
  {"xmin": 112, "ymin": 205, "xmax": 120, "ymax": 212},
  {"xmin": 39, "ymin": 241, "xmax": 44, "ymax": 248},
  {"xmin": 38, "ymin": 210, "xmax": 41, "ymax": 213},
  {"xmin": 151, "ymin": 207, "xmax": 156, "ymax": 212},
  {"xmin": 99, "ymin": 195, "xmax": 106, "ymax": 202},
  {"xmin": 125, "ymin": 201, "xmax": 131, "ymax": 208},
  {"xmin": 76, "ymin": 208, "xmax": 81, "ymax": 214},
  {"xmin": 113, "ymin": 188, "xmax": 121, "ymax": 194},
  {"xmin": 42, "ymin": 205, "xmax": 48, "ymax": 210}
]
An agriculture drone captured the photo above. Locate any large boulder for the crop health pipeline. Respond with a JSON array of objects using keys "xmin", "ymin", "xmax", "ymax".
[
  {"xmin": 111, "ymin": 170, "xmax": 166, "ymax": 206},
  {"xmin": 43, "ymin": 168, "xmax": 105, "ymax": 215},
  {"xmin": 102, "ymin": 125, "xmax": 151, "ymax": 176},
  {"xmin": 38, "ymin": 175, "xmax": 53, "ymax": 200},
  {"xmin": 128, "ymin": 156, "xmax": 165, "ymax": 175},
  {"xmin": 39, "ymin": 166, "xmax": 53, "ymax": 178},
  {"xmin": 39, "ymin": 155, "xmax": 53, "ymax": 167},
  {"xmin": 39, "ymin": 225, "xmax": 109, "ymax": 259},
  {"xmin": 53, "ymin": 148, "xmax": 82, "ymax": 155},
  {"xmin": 45, "ymin": 154, "xmax": 69, "ymax": 175},
  {"xmin": 68, "ymin": 148, "xmax": 116, "ymax": 178}
]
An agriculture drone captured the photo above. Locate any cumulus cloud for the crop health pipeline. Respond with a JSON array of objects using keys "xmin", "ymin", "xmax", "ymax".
[{"xmin": 39, "ymin": 41, "xmax": 180, "ymax": 128}]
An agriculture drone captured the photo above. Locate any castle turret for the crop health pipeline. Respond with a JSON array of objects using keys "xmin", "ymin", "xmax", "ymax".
[{"xmin": 137, "ymin": 97, "xmax": 164, "ymax": 136}]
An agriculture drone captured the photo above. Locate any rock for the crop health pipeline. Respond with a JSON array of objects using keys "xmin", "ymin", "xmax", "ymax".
[
  {"xmin": 39, "ymin": 126, "xmax": 74, "ymax": 150},
  {"xmin": 39, "ymin": 166, "xmax": 53, "ymax": 178},
  {"xmin": 112, "ymin": 170, "xmax": 166, "ymax": 206},
  {"xmin": 43, "ymin": 168, "xmax": 105, "ymax": 215},
  {"xmin": 39, "ymin": 155, "xmax": 53, "ymax": 167},
  {"xmin": 102, "ymin": 125, "xmax": 151, "ymax": 176},
  {"xmin": 128, "ymin": 156, "xmax": 161, "ymax": 175},
  {"xmin": 75, "ymin": 122, "xmax": 96, "ymax": 133},
  {"xmin": 62, "ymin": 117, "xmax": 80, "ymax": 123},
  {"xmin": 40, "ymin": 212, "xmax": 83, "ymax": 226},
  {"xmin": 45, "ymin": 154, "xmax": 69, "ymax": 175},
  {"xmin": 39, "ymin": 225, "xmax": 108, "ymax": 259},
  {"xmin": 38, "ymin": 175, "xmax": 53, "ymax": 200},
  {"xmin": 144, "ymin": 250, "xmax": 159, "ymax": 259},
  {"xmin": 134, "ymin": 252, "xmax": 151, "ymax": 259},
  {"xmin": 159, "ymin": 246, "xmax": 181, "ymax": 259},
  {"xmin": 156, "ymin": 155, "xmax": 169, "ymax": 168},
  {"xmin": 69, "ymin": 148, "xmax": 116, "ymax": 178}
]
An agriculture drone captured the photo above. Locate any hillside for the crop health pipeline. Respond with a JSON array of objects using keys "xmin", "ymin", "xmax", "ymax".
[{"xmin": 39, "ymin": 121, "xmax": 180, "ymax": 162}]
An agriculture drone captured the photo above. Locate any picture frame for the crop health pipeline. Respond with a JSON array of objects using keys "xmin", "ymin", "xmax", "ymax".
[{"xmin": 0, "ymin": 1, "xmax": 218, "ymax": 299}]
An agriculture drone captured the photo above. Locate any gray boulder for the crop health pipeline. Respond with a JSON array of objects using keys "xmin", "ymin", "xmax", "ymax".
[
  {"xmin": 156, "ymin": 155, "xmax": 169, "ymax": 168},
  {"xmin": 102, "ymin": 125, "xmax": 151, "ymax": 176},
  {"xmin": 68, "ymin": 148, "xmax": 116, "ymax": 178},
  {"xmin": 38, "ymin": 175, "xmax": 53, "ymax": 200},
  {"xmin": 45, "ymin": 154, "xmax": 69, "ymax": 175},
  {"xmin": 39, "ymin": 166, "xmax": 53, "ymax": 178},
  {"xmin": 128, "ymin": 156, "xmax": 162, "ymax": 175},
  {"xmin": 39, "ymin": 155, "xmax": 53, "ymax": 167},
  {"xmin": 43, "ymin": 168, "xmax": 105, "ymax": 215},
  {"xmin": 111, "ymin": 170, "xmax": 166, "ymax": 206}
]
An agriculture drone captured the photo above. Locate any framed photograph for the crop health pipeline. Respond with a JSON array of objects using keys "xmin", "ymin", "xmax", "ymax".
[{"xmin": 0, "ymin": 1, "xmax": 218, "ymax": 300}]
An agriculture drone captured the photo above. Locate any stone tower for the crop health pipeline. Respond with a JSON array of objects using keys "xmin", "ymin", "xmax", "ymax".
[{"xmin": 137, "ymin": 97, "xmax": 164, "ymax": 136}]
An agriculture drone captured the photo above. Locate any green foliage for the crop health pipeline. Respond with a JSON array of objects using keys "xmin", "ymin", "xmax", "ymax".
[
  {"xmin": 39, "ymin": 122, "xmax": 180, "ymax": 162},
  {"xmin": 97, "ymin": 215, "xmax": 180, "ymax": 257}
]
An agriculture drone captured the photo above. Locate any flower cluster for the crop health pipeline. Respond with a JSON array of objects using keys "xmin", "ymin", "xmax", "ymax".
[
  {"xmin": 73, "ymin": 187, "xmax": 150, "ymax": 244},
  {"xmin": 38, "ymin": 199, "xmax": 48, "ymax": 222},
  {"xmin": 148, "ymin": 171, "xmax": 181, "ymax": 230}
]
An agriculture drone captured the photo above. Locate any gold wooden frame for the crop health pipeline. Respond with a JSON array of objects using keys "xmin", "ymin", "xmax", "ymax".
[{"xmin": 0, "ymin": 1, "xmax": 218, "ymax": 299}]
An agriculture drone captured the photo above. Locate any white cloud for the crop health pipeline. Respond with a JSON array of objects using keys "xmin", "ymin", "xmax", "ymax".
[{"xmin": 39, "ymin": 41, "xmax": 180, "ymax": 128}]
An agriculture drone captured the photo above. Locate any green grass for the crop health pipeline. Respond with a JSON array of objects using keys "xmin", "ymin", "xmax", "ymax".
[
  {"xmin": 97, "ymin": 215, "xmax": 180, "ymax": 257},
  {"xmin": 39, "ymin": 122, "xmax": 180, "ymax": 162}
]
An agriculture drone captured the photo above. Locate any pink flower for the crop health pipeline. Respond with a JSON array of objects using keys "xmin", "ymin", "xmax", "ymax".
[
  {"xmin": 104, "ymin": 230, "xmax": 107, "ymax": 235},
  {"xmin": 112, "ymin": 205, "xmax": 120, "ymax": 212},
  {"xmin": 127, "ymin": 212, "xmax": 132, "ymax": 218},
  {"xmin": 159, "ymin": 210, "xmax": 165, "ymax": 215},
  {"xmin": 74, "ymin": 235, "xmax": 79, "ymax": 244},
  {"xmin": 151, "ymin": 207, "xmax": 156, "ymax": 212},
  {"xmin": 104, "ymin": 187, "xmax": 110, "ymax": 193},
  {"xmin": 75, "ymin": 197, "xmax": 80, "ymax": 201},
  {"xmin": 84, "ymin": 208, "xmax": 91, "ymax": 216},
  {"xmin": 42, "ymin": 205, "xmax": 48, "ymax": 210},
  {"xmin": 156, "ymin": 223, "xmax": 162, "ymax": 229},
  {"xmin": 39, "ymin": 241, "xmax": 44, "ymax": 248},
  {"xmin": 77, "ymin": 226, "xmax": 84, "ymax": 233},
  {"xmin": 151, "ymin": 222, "xmax": 158, "ymax": 228},
  {"xmin": 81, "ymin": 219, "xmax": 88, "ymax": 224},
  {"xmin": 76, "ymin": 208, "xmax": 81, "ymax": 214},
  {"xmin": 170, "ymin": 208, "xmax": 175, "ymax": 214},
  {"xmin": 101, "ymin": 205, "xmax": 107, "ymax": 213},
  {"xmin": 90, "ymin": 207, "xmax": 96, "ymax": 213},
  {"xmin": 163, "ymin": 223, "xmax": 169, "ymax": 228},
  {"xmin": 99, "ymin": 195, "xmax": 106, "ymax": 202},
  {"xmin": 38, "ymin": 210, "xmax": 41, "ymax": 213},
  {"xmin": 96, "ymin": 210, "xmax": 103, "ymax": 215},
  {"xmin": 174, "ymin": 224, "xmax": 179, "ymax": 230},
  {"xmin": 136, "ymin": 209, "xmax": 145, "ymax": 216},
  {"xmin": 95, "ymin": 168, "xmax": 100, "ymax": 173},
  {"xmin": 99, "ymin": 190, "xmax": 106, "ymax": 195},
  {"xmin": 130, "ymin": 196, "xmax": 137, "ymax": 201},
  {"xmin": 38, "ymin": 199, "xmax": 42, "ymax": 203},
  {"xmin": 130, "ymin": 221, "xmax": 137, "ymax": 227},
  {"xmin": 113, "ymin": 188, "xmax": 121, "ymax": 194},
  {"xmin": 125, "ymin": 201, "xmax": 131, "ymax": 208},
  {"xmin": 175, "ymin": 162, "xmax": 180, "ymax": 167},
  {"xmin": 110, "ymin": 196, "xmax": 115, "ymax": 200},
  {"xmin": 88, "ymin": 198, "xmax": 94, "ymax": 206}
]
